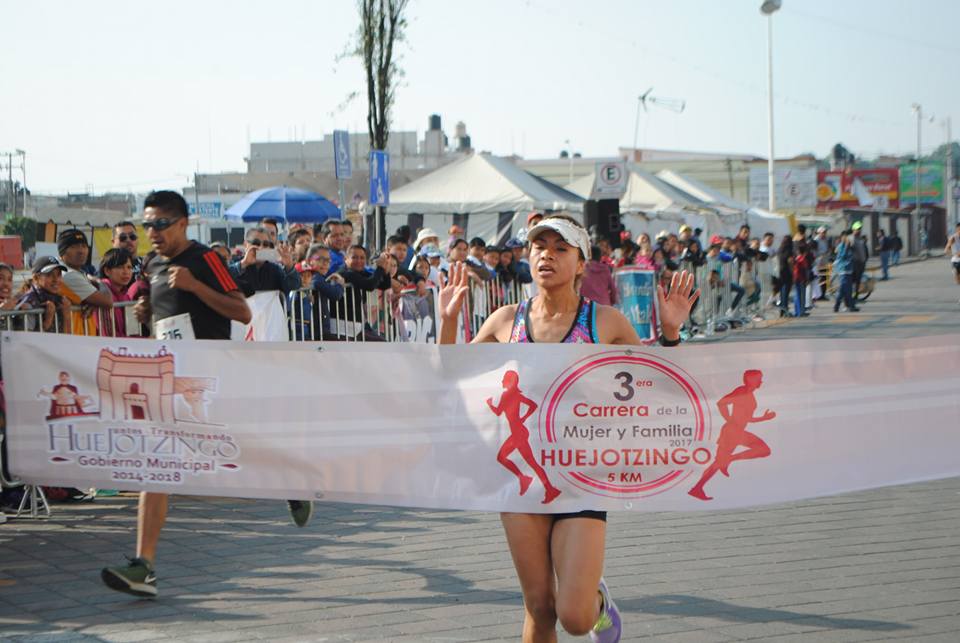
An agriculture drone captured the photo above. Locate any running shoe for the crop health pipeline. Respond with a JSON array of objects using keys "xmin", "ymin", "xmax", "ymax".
[
  {"xmin": 589, "ymin": 577, "xmax": 622, "ymax": 643},
  {"xmin": 101, "ymin": 556, "xmax": 157, "ymax": 598},
  {"xmin": 287, "ymin": 500, "xmax": 313, "ymax": 528}
]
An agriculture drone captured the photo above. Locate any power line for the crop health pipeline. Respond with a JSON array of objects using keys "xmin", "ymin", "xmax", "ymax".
[{"xmin": 789, "ymin": 7, "xmax": 960, "ymax": 55}]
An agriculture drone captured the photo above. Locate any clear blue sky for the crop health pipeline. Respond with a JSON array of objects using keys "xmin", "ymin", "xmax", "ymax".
[{"xmin": 3, "ymin": 0, "xmax": 958, "ymax": 194}]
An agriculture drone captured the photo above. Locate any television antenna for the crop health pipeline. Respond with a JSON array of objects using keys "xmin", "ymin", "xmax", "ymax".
[{"xmin": 632, "ymin": 88, "xmax": 687, "ymax": 158}]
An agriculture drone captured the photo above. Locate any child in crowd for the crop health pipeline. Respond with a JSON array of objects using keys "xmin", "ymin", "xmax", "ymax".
[
  {"xmin": 17, "ymin": 257, "xmax": 72, "ymax": 332},
  {"xmin": 98, "ymin": 248, "xmax": 138, "ymax": 337}
]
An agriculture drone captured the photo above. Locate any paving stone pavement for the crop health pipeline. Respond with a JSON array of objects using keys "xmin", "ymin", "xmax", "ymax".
[{"xmin": 2, "ymin": 477, "xmax": 959, "ymax": 642}]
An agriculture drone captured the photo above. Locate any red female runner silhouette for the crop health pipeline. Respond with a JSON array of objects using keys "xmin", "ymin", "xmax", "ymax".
[
  {"xmin": 689, "ymin": 369, "xmax": 776, "ymax": 501},
  {"xmin": 487, "ymin": 370, "xmax": 562, "ymax": 504}
]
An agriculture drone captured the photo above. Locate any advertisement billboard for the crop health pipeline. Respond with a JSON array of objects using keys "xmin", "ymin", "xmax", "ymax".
[
  {"xmin": 899, "ymin": 162, "xmax": 944, "ymax": 206},
  {"xmin": 816, "ymin": 168, "xmax": 899, "ymax": 210}
]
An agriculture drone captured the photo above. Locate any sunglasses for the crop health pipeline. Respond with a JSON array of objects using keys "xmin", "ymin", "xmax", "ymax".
[
  {"xmin": 116, "ymin": 233, "xmax": 138, "ymax": 242},
  {"xmin": 308, "ymin": 255, "xmax": 331, "ymax": 263},
  {"xmin": 142, "ymin": 217, "xmax": 183, "ymax": 231},
  {"xmin": 249, "ymin": 240, "xmax": 275, "ymax": 248}
]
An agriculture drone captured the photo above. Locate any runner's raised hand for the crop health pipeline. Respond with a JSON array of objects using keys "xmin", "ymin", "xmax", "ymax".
[
  {"xmin": 657, "ymin": 270, "xmax": 700, "ymax": 338},
  {"xmin": 439, "ymin": 261, "xmax": 470, "ymax": 322}
]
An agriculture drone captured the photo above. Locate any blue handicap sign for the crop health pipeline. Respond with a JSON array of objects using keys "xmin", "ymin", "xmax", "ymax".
[
  {"xmin": 188, "ymin": 201, "xmax": 222, "ymax": 219},
  {"xmin": 369, "ymin": 150, "xmax": 390, "ymax": 206},
  {"xmin": 333, "ymin": 130, "xmax": 352, "ymax": 180}
]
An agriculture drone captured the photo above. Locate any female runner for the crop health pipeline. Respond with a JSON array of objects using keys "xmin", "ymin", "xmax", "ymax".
[{"xmin": 439, "ymin": 215, "xmax": 698, "ymax": 643}]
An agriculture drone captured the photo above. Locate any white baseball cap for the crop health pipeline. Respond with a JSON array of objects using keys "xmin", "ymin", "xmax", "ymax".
[{"xmin": 526, "ymin": 217, "xmax": 590, "ymax": 259}]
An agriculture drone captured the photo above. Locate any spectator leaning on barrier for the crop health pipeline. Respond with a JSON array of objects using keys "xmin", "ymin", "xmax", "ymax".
[
  {"xmin": 0, "ymin": 263, "xmax": 17, "ymax": 311},
  {"xmin": 303, "ymin": 243, "xmax": 345, "ymax": 340},
  {"xmin": 580, "ymin": 245, "xmax": 618, "ymax": 306},
  {"xmin": 385, "ymin": 235, "xmax": 425, "ymax": 287},
  {"xmin": 334, "ymin": 244, "xmax": 390, "ymax": 338},
  {"xmin": 16, "ymin": 257, "xmax": 72, "ymax": 332},
  {"xmin": 58, "ymin": 228, "xmax": 114, "ymax": 334},
  {"xmin": 112, "ymin": 221, "xmax": 142, "ymax": 284},
  {"xmin": 231, "ymin": 227, "xmax": 300, "ymax": 297},
  {"xmin": 98, "ymin": 248, "xmax": 139, "ymax": 336},
  {"xmin": 320, "ymin": 219, "xmax": 348, "ymax": 276},
  {"xmin": 448, "ymin": 237, "xmax": 490, "ymax": 284}
]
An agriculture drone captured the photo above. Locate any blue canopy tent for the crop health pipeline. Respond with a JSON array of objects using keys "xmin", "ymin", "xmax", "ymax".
[{"xmin": 224, "ymin": 186, "xmax": 341, "ymax": 224}]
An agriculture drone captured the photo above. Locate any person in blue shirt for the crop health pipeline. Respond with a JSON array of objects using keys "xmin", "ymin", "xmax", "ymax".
[{"xmin": 832, "ymin": 229, "xmax": 859, "ymax": 313}]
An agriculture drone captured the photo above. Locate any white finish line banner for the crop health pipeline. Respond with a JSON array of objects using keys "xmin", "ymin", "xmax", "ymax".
[{"xmin": 3, "ymin": 332, "xmax": 958, "ymax": 513}]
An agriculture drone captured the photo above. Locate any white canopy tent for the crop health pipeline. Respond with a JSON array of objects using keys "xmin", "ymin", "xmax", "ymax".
[
  {"xmin": 567, "ymin": 165, "xmax": 729, "ymax": 239},
  {"xmin": 656, "ymin": 170, "xmax": 791, "ymax": 239},
  {"xmin": 384, "ymin": 154, "xmax": 583, "ymax": 244}
]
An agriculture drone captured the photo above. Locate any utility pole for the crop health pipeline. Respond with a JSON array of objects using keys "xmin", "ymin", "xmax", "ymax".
[
  {"xmin": 6, "ymin": 152, "xmax": 12, "ymax": 215},
  {"xmin": 945, "ymin": 117, "xmax": 955, "ymax": 227}
]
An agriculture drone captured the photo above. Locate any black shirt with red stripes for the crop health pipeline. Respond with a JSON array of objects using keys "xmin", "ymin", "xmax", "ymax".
[{"xmin": 146, "ymin": 241, "xmax": 239, "ymax": 340}]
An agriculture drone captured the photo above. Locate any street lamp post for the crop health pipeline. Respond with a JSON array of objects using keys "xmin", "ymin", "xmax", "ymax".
[
  {"xmin": 912, "ymin": 103, "xmax": 923, "ymax": 253},
  {"xmin": 761, "ymin": 0, "xmax": 781, "ymax": 212}
]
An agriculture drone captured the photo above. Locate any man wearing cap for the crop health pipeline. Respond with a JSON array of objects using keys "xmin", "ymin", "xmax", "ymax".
[
  {"xmin": 57, "ymin": 228, "xmax": 114, "ymax": 335},
  {"xmin": 16, "ymin": 257, "xmax": 73, "ymax": 332},
  {"xmin": 850, "ymin": 221, "xmax": 869, "ymax": 301}
]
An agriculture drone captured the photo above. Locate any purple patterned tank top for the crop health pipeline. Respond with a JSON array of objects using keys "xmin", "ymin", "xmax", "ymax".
[{"xmin": 509, "ymin": 297, "xmax": 599, "ymax": 344}]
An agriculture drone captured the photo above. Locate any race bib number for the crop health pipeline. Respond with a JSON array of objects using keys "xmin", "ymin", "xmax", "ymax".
[{"xmin": 154, "ymin": 313, "xmax": 195, "ymax": 341}]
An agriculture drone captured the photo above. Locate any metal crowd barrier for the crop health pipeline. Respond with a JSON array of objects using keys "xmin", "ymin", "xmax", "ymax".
[
  {"xmin": 469, "ymin": 278, "xmax": 531, "ymax": 337},
  {"xmin": 682, "ymin": 257, "xmax": 775, "ymax": 339},
  {"xmin": 0, "ymin": 307, "xmax": 49, "ymax": 333},
  {"xmin": 287, "ymin": 276, "xmax": 532, "ymax": 344}
]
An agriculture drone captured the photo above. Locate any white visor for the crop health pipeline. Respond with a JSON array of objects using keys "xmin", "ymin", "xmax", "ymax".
[{"xmin": 526, "ymin": 218, "xmax": 590, "ymax": 259}]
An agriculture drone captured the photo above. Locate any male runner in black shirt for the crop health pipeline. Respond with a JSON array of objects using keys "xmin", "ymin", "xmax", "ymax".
[{"xmin": 100, "ymin": 191, "xmax": 312, "ymax": 598}]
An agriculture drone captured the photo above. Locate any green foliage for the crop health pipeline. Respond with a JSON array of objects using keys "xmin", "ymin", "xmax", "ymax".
[{"xmin": 2, "ymin": 214, "xmax": 37, "ymax": 249}]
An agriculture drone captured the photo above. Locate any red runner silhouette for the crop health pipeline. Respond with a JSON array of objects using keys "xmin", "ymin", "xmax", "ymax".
[
  {"xmin": 689, "ymin": 369, "xmax": 776, "ymax": 501},
  {"xmin": 487, "ymin": 370, "xmax": 561, "ymax": 504}
]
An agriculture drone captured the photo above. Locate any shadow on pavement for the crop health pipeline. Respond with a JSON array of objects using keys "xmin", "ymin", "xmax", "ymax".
[{"xmin": 621, "ymin": 593, "xmax": 911, "ymax": 632}]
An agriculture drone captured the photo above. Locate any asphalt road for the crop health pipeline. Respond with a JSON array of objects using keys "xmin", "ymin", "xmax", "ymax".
[{"xmin": 1, "ymin": 254, "xmax": 958, "ymax": 642}]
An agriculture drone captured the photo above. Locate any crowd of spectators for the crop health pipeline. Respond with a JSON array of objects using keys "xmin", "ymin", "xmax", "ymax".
[{"xmin": 1, "ymin": 211, "xmax": 906, "ymax": 344}]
